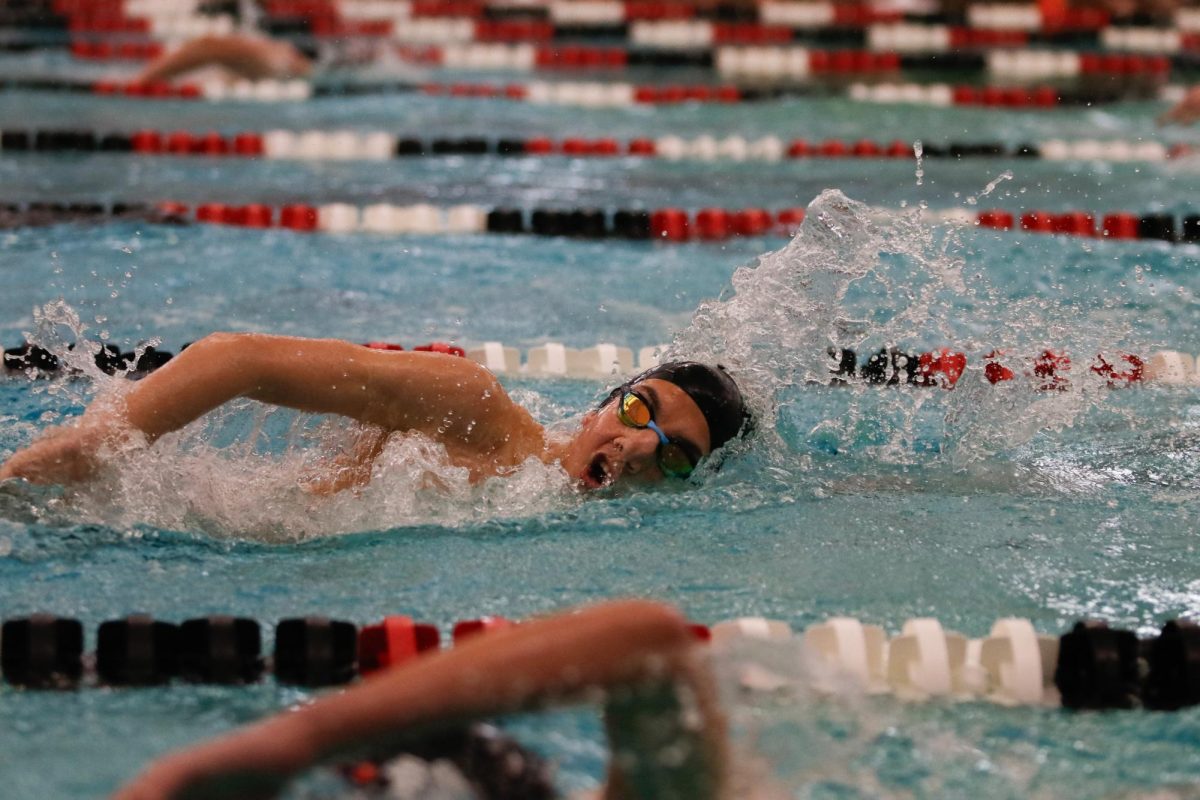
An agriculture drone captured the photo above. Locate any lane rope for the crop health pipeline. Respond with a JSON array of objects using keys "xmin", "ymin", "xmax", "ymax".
[
  {"xmin": 2, "ymin": 610, "xmax": 1196, "ymax": 712},
  {"xmin": 0, "ymin": 74, "xmax": 1185, "ymax": 107},
  {"xmin": 6, "ymin": 339, "xmax": 1198, "ymax": 386},
  {"xmin": 3, "ymin": 200, "xmax": 1200, "ymax": 249},
  {"xmin": 2, "ymin": 127, "xmax": 1185, "ymax": 163}
]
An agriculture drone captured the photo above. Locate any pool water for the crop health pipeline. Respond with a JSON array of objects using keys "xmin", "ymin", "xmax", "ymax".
[{"xmin": 0, "ymin": 53, "xmax": 1199, "ymax": 798}]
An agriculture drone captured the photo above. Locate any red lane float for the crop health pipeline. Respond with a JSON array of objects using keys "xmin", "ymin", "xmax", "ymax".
[
  {"xmin": 627, "ymin": 138, "xmax": 656, "ymax": 156},
  {"xmin": 713, "ymin": 23, "xmax": 792, "ymax": 45},
  {"xmin": 1102, "ymin": 213, "xmax": 1139, "ymax": 240},
  {"xmin": 733, "ymin": 208, "xmax": 772, "ymax": 237},
  {"xmin": 775, "ymin": 208, "xmax": 806, "ymax": 235},
  {"xmin": 953, "ymin": 86, "xmax": 1061, "ymax": 107},
  {"xmin": 983, "ymin": 350, "xmax": 1016, "ymax": 384},
  {"xmin": 239, "ymin": 204, "xmax": 274, "ymax": 227},
  {"xmin": 357, "ymin": 616, "xmax": 440, "ymax": 676},
  {"xmin": 1092, "ymin": 353, "xmax": 1144, "ymax": 387},
  {"xmin": 695, "ymin": 208, "xmax": 732, "ymax": 240},
  {"xmin": 917, "ymin": 348, "xmax": 967, "ymax": 388},
  {"xmin": 977, "ymin": 210, "xmax": 1015, "ymax": 230},
  {"xmin": 452, "ymin": 616, "xmax": 513, "ymax": 643},
  {"xmin": 651, "ymin": 208, "xmax": 689, "ymax": 241},
  {"xmin": 280, "ymin": 205, "xmax": 318, "ymax": 231},
  {"xmin": 413, "ymin": 342, "xmax": 467, "ymax": 357}
]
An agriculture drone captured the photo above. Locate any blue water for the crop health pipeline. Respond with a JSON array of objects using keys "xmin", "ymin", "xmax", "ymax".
[{"xmin": 1, "ymin": 59, "xmax": 1199, "ymax": 798}]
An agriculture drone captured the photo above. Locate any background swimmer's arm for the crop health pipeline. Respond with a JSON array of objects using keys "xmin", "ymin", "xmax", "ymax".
[
  {"xmin": 0, "ymin": 333, "xmax": 531, "ymax": 485},
  {"xmin": 135, "ymin": 35, "xmax": 312, "ymax": 84},
  {"xmin": 110, "ymin": 599, "xmax": 727, "ymax": 800}
]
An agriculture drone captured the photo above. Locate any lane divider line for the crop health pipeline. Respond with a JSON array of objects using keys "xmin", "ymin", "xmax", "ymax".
[
  {"xmin": 2, "ymin": 610, "xmax": 1195, "ymax": 712},
  {"xmin": 2, "ymin": 128, "xmax": 1184, "ymax": 163},
  {"xmin": 6, "ymin": 339, "xmax": 1199, "ymax": 386}
]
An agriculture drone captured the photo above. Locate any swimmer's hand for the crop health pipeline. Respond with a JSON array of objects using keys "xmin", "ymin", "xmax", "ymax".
[
  {"xmin": 110, "ymin": 718, "xmax": 313, "ymax": 800},
  {"xmin": 1158, "ymin": 86, "xmax": 1200, "ymax": 126},
  {"xmin": 0, "ymin": 420, "xmax": 120, "ymax": 485}
]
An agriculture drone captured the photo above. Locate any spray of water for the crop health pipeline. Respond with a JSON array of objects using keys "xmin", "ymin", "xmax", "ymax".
[{"xmin": 671, "ymin": 189, "xmax": 1133, "ymax": 474}]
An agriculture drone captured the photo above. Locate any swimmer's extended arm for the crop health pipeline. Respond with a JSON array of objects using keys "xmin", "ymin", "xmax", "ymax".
[
  {"xmin": 0, "ymin": 333, "xmax": 540, "ymax": 485},
  {"xmin": 110, "ymin": 599, "xmax": 728, "ymax": 800},
  {"xmin": 135, "ymin": 35, "xmax": 312, "ymax": 84}
]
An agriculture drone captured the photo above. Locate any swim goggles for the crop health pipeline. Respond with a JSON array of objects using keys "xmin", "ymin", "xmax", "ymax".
[{"xmin": 615, "ymin": 389, "xmax": 699, "ymax": 479}]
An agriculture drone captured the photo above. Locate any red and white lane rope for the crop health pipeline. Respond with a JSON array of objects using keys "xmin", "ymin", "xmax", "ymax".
[
  {"xmin": 77, "ymin": 77, "xmax": 1185, "ymax": 107},
  {"xmin": 146, "ymin": 200, "xmax": 1199, "ymax": 245},
  {"xmin": 5, "ymin": 335, "xmax": 1197, "ymax": 389},
  {"xmin": 4, "ymin": 200, "xmax": 1198, "ymax": 246},
  {"xmin": 15, "ymin": 127, "xmax": 1177, "ymax": 163}
]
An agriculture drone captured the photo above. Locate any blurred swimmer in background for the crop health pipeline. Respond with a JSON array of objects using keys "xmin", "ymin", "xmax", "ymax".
[
  {"xmin": 0, "ymin": 333, "xmax": 750, "ymax": 494},
  {"xmin": 109, "ymin": 599, "xmax": 780, "ymax": 800},
  {"xmin": 134, "ymin": 34, "xmax": 314, "ymax": 85},
  {"xmin": 1160, "ymin": 86, "xmax": 1200, "ymax": 125}
]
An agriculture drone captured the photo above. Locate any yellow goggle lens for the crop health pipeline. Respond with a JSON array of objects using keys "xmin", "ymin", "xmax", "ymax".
[{"xmin": 618, "ymin": 392, "xmax": 652, "ymax": 427}]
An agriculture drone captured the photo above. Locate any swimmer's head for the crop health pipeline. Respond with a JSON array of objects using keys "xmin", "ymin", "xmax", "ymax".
[
  {"xmin": 565, "ymin": 361, "xmax": 751, "ymax": 490},
  {"xmin": 615, "ymin": 361, "xmax": 752, "ymax": 453}
]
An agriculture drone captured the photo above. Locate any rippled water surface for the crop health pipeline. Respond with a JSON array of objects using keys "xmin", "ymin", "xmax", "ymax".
[{"xmin": 0, "ymin": 60, "xmax": 1198, "ymax": 798}]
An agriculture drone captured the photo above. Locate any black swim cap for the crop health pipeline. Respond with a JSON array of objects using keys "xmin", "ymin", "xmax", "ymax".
[{"xmin": 612, "ymin": 361, "xmax": 751, "ymax": 452}]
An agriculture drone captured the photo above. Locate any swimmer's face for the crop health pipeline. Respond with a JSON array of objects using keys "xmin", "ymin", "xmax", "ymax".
[{"xmin": 564, "ymin": 378, "xmax": 711, "ymax": 491}]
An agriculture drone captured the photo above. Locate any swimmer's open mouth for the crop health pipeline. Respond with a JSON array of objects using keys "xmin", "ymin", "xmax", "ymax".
[{"xmin": 584, "ymin": 453, "xmax": 614, "ymax": 490}]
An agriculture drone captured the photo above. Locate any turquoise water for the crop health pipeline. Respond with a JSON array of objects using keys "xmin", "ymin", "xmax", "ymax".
[{"xmin": 0, "ymin": 60, "xmax": 1199, "ymax": 798}]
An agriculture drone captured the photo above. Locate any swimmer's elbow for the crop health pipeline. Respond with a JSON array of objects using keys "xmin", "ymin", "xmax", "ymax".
[
  {"xmin": 182, "ymin": 332, "xmax": 252, "ymax": 370},
  {"xmin": 596, "ymin": 600, "xmax": 694, "ymax": 652},
  {"xmin": 191, "ymin": 330, "xmax": 248, "ymax": 349},
  {"xmin": 173, "ymin": 332, "xmax": 262, "ymax": 394},
  {"xmin": 633, "ymin": 600, "xmax": 693, "ymax": 643}
]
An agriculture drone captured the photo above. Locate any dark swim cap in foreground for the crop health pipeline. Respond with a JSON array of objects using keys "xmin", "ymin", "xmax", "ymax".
[{"xmin": 630, "ymin": 361, "xmax": 752, "ymax": 451}]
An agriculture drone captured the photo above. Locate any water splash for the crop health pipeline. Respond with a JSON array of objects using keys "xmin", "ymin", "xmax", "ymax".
[
  {"xmin": 47, "ymin": 409, "xmax": 581, "ymax": 543},
  {"xmin": 671, "ymin": 189, "xmax": 1134, "ymax": 472},
  {"xmin": 965, "ymin": 171, "xmax": 1014, "ymax": 206}
]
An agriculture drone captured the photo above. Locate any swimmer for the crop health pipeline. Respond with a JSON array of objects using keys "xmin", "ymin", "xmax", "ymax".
[
  {"xmin": 134, "ymin": 34, "xmax": 313, "ymax": 85},
  {"xmin": 110, "ymin": 599, "xmax": 770, "ymax": 800},
  {"xmin": 0, "ymin": 333, "xmax": 750, "ymax": 493},
  {"xmin": 1159, "ymin": 85, "xmax": 1200, "ymax": 126}
]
